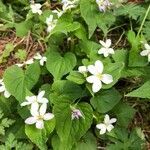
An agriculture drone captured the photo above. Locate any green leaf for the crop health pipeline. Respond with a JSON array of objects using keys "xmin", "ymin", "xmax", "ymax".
[
  {"xmin": 3, "ymin": 63, "xmax": 41, "ymax": 101},
  {"xmin": 44, "ymin": 118, "xmax": 56, "ymax": 137},
  {"xmin": 103, "ymin": 62, "xmax": 124, "ymax": 89},
  {"xmin": 80, "ymin": 0, "xmax": 115, "ymax": 37},
  {"xmin": 53, "ymin": 97, "xmax": 93, "ymax": 149},
  {"xmin": 107, "ymin": 128, "xmax": 145, "ymax": 150},
  {"xmin": 51, "ymin": 80, "xmax": 86, "ymax": 101},
  {"xmin": 51, "ymin": 134, "xmax": 61, "ymax": 150},
  {"xmin": 4, "ymin": 66, "xmax": 26, "ymax": 101},
  {"xmin": 127, "ymin": 31, "xmax": 147, "ymax": 67},
  {"xmin": 114, "ymin": 3, "xmax": 145, "ymax": 20},
  {"xmin": 15, "ymin": 20, "xmax": 32, "ymax": 37},
  {"xmin": 126, "ymin": 81, "xmax": 150, "ymax": 99},
  {"xmin": 80, "ymin": 0, "xmax": 97, "ymax": 38},
  {"xmin": 46, "ymin": 50, "xmax": 76, "ymax": 80},
  {"xmin": 74, "ymin": 132, "xmax": 97, "ymax": 150},
  {"xmin": 143, "ymin": 21, "xmax": 150, "ymax": 40},
  {"xmin": 51, "ymin": 21, "xmax": 80, "ymax": 35},
  {"xmin": 40, "ymin": 84, "xmax": 51, "ymax": 100},
  {"xmin": 25, "ymin": 125, "xmax": 47, "ymax": 150},
  {"xmin": 113, "ymin": 102, "xmax": 135, "ymax": 127},
  {"xmin": 90, "ymin": 88, "xmax": 122, "ymax": 113},
  {"xmin": 79, "ymin": 40, "xmax": 100, "ymax": 56},
  {"xmin": 25, "ymin": 62, "xmax": 41, "ymax": 90},
  {"xmin": 0, "ymin": 96, "xmax": 12, "ymax": 115},
  {"xmin": 67, "ymin": 71, "xmax": 85, "ymax": 84},
  {"xmin": 112, "ymin": 49, "xmax": 128, "ymax": 63},
  {"xmin": 0, "ymin": 43, "xmax": 14, "ymax": 64}
]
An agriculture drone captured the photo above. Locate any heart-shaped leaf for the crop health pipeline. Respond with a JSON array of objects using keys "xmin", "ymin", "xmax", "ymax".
[{"xmin": 46, "ymin": 50, "xmax": 76, "ymax": 80}]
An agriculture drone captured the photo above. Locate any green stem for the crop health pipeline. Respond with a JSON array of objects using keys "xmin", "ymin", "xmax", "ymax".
[{"xmin": 137, "ymin": 5, "xmax": 150, "ymax": 37}]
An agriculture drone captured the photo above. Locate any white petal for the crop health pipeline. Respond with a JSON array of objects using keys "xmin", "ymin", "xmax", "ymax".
[
  {"xmin": 92, "ymin": 81, "xmax": 102, "ymax": 93},
  {"xmin": 109, "ymin": 118, "xmax": 117, "ymax": 124},
  {"xmin": 39, "ymin": 59, "xmax": 44, "ymax": 66},
  {"xmin": 36, "ymin": 120, "xmax": 44, "ymax": 129},
  {"xmin": 144, "ymin": 43, "xmax": 150, "ymax": 50},
  {"xmin": 41, "ymin": 57, "xmax": 47, "ymax": 64},
  {"xmin": 4, "ymin": 90, "xmax": 11, "ymax": 98},
  {"xmin": 106, "ymin": 124, "xmax": 114, "ymax": 132},
  {"xmin": 103, "ymin": 51, "xmax": 109, "ymax": 57},
  {"xmin": 31, "ymin": 102, "xmax": 39, "ymax": 115},
  {"xmin": 25, "ymin": 117, "xmax": 36, "ymax": 125},
  {"xmin": 16, "ymin": 63, "xmax": 24, "ymax": 67},
  {"xmin": 20, "ymin": 101, "xmax": 32, "ymax": 107},
  {"xmin": 37, "ymin": 97, "xmax": 48, "ymax": 104},
  {"xmin": 96, "ymin": 124, "xmax": 107, "ymax": 134},
  {"xmin": 30, "ymin": 103, "xmax": 39, "ymax": 117},
  {"xmin": 47, "ymin": 26, "xmax": 53, "ymax": 33},
  {"xmin": 26, "ymin": 96, "xmax": 37, "ymax": 103},
  {"xmin": 38, "ymin": 10, "xmax": 42, "ymax": 15},
  {"xmin": 101, "ymin": 74, "xmax": 113, "ymax": 84},
  {"xmin": 0, "ymin": 86, "xmax": 5, "ymax": 92},
  {"xmin": 105, "ymin": 39, "xmax": 111, "ymax": 48},
  {"xmin": 39, "ymin": 103, "xmax": 47, "ymax": 116},
  {"xmin": 100, "ymin": 127, "xmax": 107, "ymax": 134},
  {"xmin": 46, "ymin": 15, "xmax": 53, "ymax": 25},
  {"xmin": 104, "ymin": 114, "xmax": 110, "ymax": 124},
  {"xmin": 43, "ymin": 113, "xmax": 54, "ymax": 120},
  {"xmin": 41, "ymin": 98, "xmax": 49, "ymax": 103},
  {"xmin": 87, "ymin": 65, "xmax": 98, "ymax": 75},
  {"xmin": 78, "ymin": 66, "xmax": 87, "ymax": 73},
  {"xmin": 25, "ymin": 59, "xmax": 34, "ymax": 65},
  {"xmin": 95, "ymin": 60, "xmax": 104, "ymax": 74},
  {"xmin": 37, "ymin": 91, "xmax": 45, "ymax": 101},
  {"xmin": 34, "ymin": 53, "xmax": 42, "ymax": 60},
  {"xmin": 98, "ymin": 47, "xmax": 106, "ymax": 55},
  {"xmin": 86, "ymin": 75, "xmax": 99, "ymax": 83},
  {"xmin": 0, "ymin": 79, "xmax": 3, "ymax": 83},
  {"xmin": 99, "ymin": 40, "xmax": 107, "ymax": 47},
  {"xmin": 148, "ymin": 54, "xmax": 150, "ymax": 62},
  {"xmin": 34, "ymin": 4, "xmax": 42, "ymax": 9},
  {"xmin": 108, "ymin": 48, "xmax": 115, "ymax": 54},
  {"xmin": 140, "ymin": 50, "xmax": 150, "ymax": 56},
  {"xmin": 96, "ymin": 123, "xmax": 105, "ymax": 129}
]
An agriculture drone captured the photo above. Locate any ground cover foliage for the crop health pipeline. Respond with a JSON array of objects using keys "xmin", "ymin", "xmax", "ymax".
[{"xmin": 0, "ymin": 0, "xmax": 150, "ymax": 149}]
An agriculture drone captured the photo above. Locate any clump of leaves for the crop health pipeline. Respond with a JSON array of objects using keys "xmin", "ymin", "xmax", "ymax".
[
  {"xmin": 15, "ymin": 49, "xmax": 27, "ymax": 61},
  {"xmin": 0, "ymin": 110, "xmax": 14, "ymax": 135},
  {"xmin": 0, "ymin": 133, "xmax": 33, "ymax": 150}
]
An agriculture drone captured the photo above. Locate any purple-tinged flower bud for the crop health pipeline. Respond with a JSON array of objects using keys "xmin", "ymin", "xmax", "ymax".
[{"xmin": 71, "ymin": 109, "xmax": 83, "ymax": 120}]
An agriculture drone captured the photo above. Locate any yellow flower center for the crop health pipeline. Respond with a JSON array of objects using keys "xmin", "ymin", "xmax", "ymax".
[
  {"xmin": 96, "ymin": 73, "xmax": 103, "ymax": 80},
  {"xmin": 37, "ymin": 115, "xmax": 43, "ymax": 120}
]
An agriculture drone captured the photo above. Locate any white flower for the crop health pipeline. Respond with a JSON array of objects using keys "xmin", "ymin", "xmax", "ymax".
[
  {"xmin": 78, "ymin": 66, "xmax": 87, "ymax": 74},
  {"xmin": 34, "ymin": 53, "xmax": 47, "ymax": 66},
  {"xmin": 140, "ymin": 43, "xmax": 150, "ymax": 62},
  {"xmin": 25, "ymin": 103, "xmax": 54, "ymax": 129},
  {"xmin": 96, "ymin": 0, "xmax": 112, "ymax": 12},
  {"xmin": 21, "ymin": 91, "xmax": 48, "ymax": 111},
  {"xmin": 98, "ymin": 39, "xmax": 114, "ymax": 57},
  {"xmin": 96, "ymin": 114, "xmax": 117, "ymax": 135},
  {"xmin": 71, "ymin": 109, "xmax": 83, "ymax": 120},
  {"xmin": 62, "ymin": 0, "xmax": 79, "ymax": 11},
  {"xmin": 86, "ymin": 60, "xmax": 113, "ymax": 93},
  {"xmin": 30, "ymin": 3, "xmax": 42, "ymax": 15},
  {"xmin": 46, "ymin": 15, "xmax": 57, "ymax": 33},
  {"xmin": 52, "ymin": 10, "xmax": 64, "ymax": 18},
  {"xmin": 16, "ymin": 58, "xmax": 34, "ymax": 67},
  {"xmin": 0, "ymin": 79, "xmax": 11, "ymax": 98}
]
